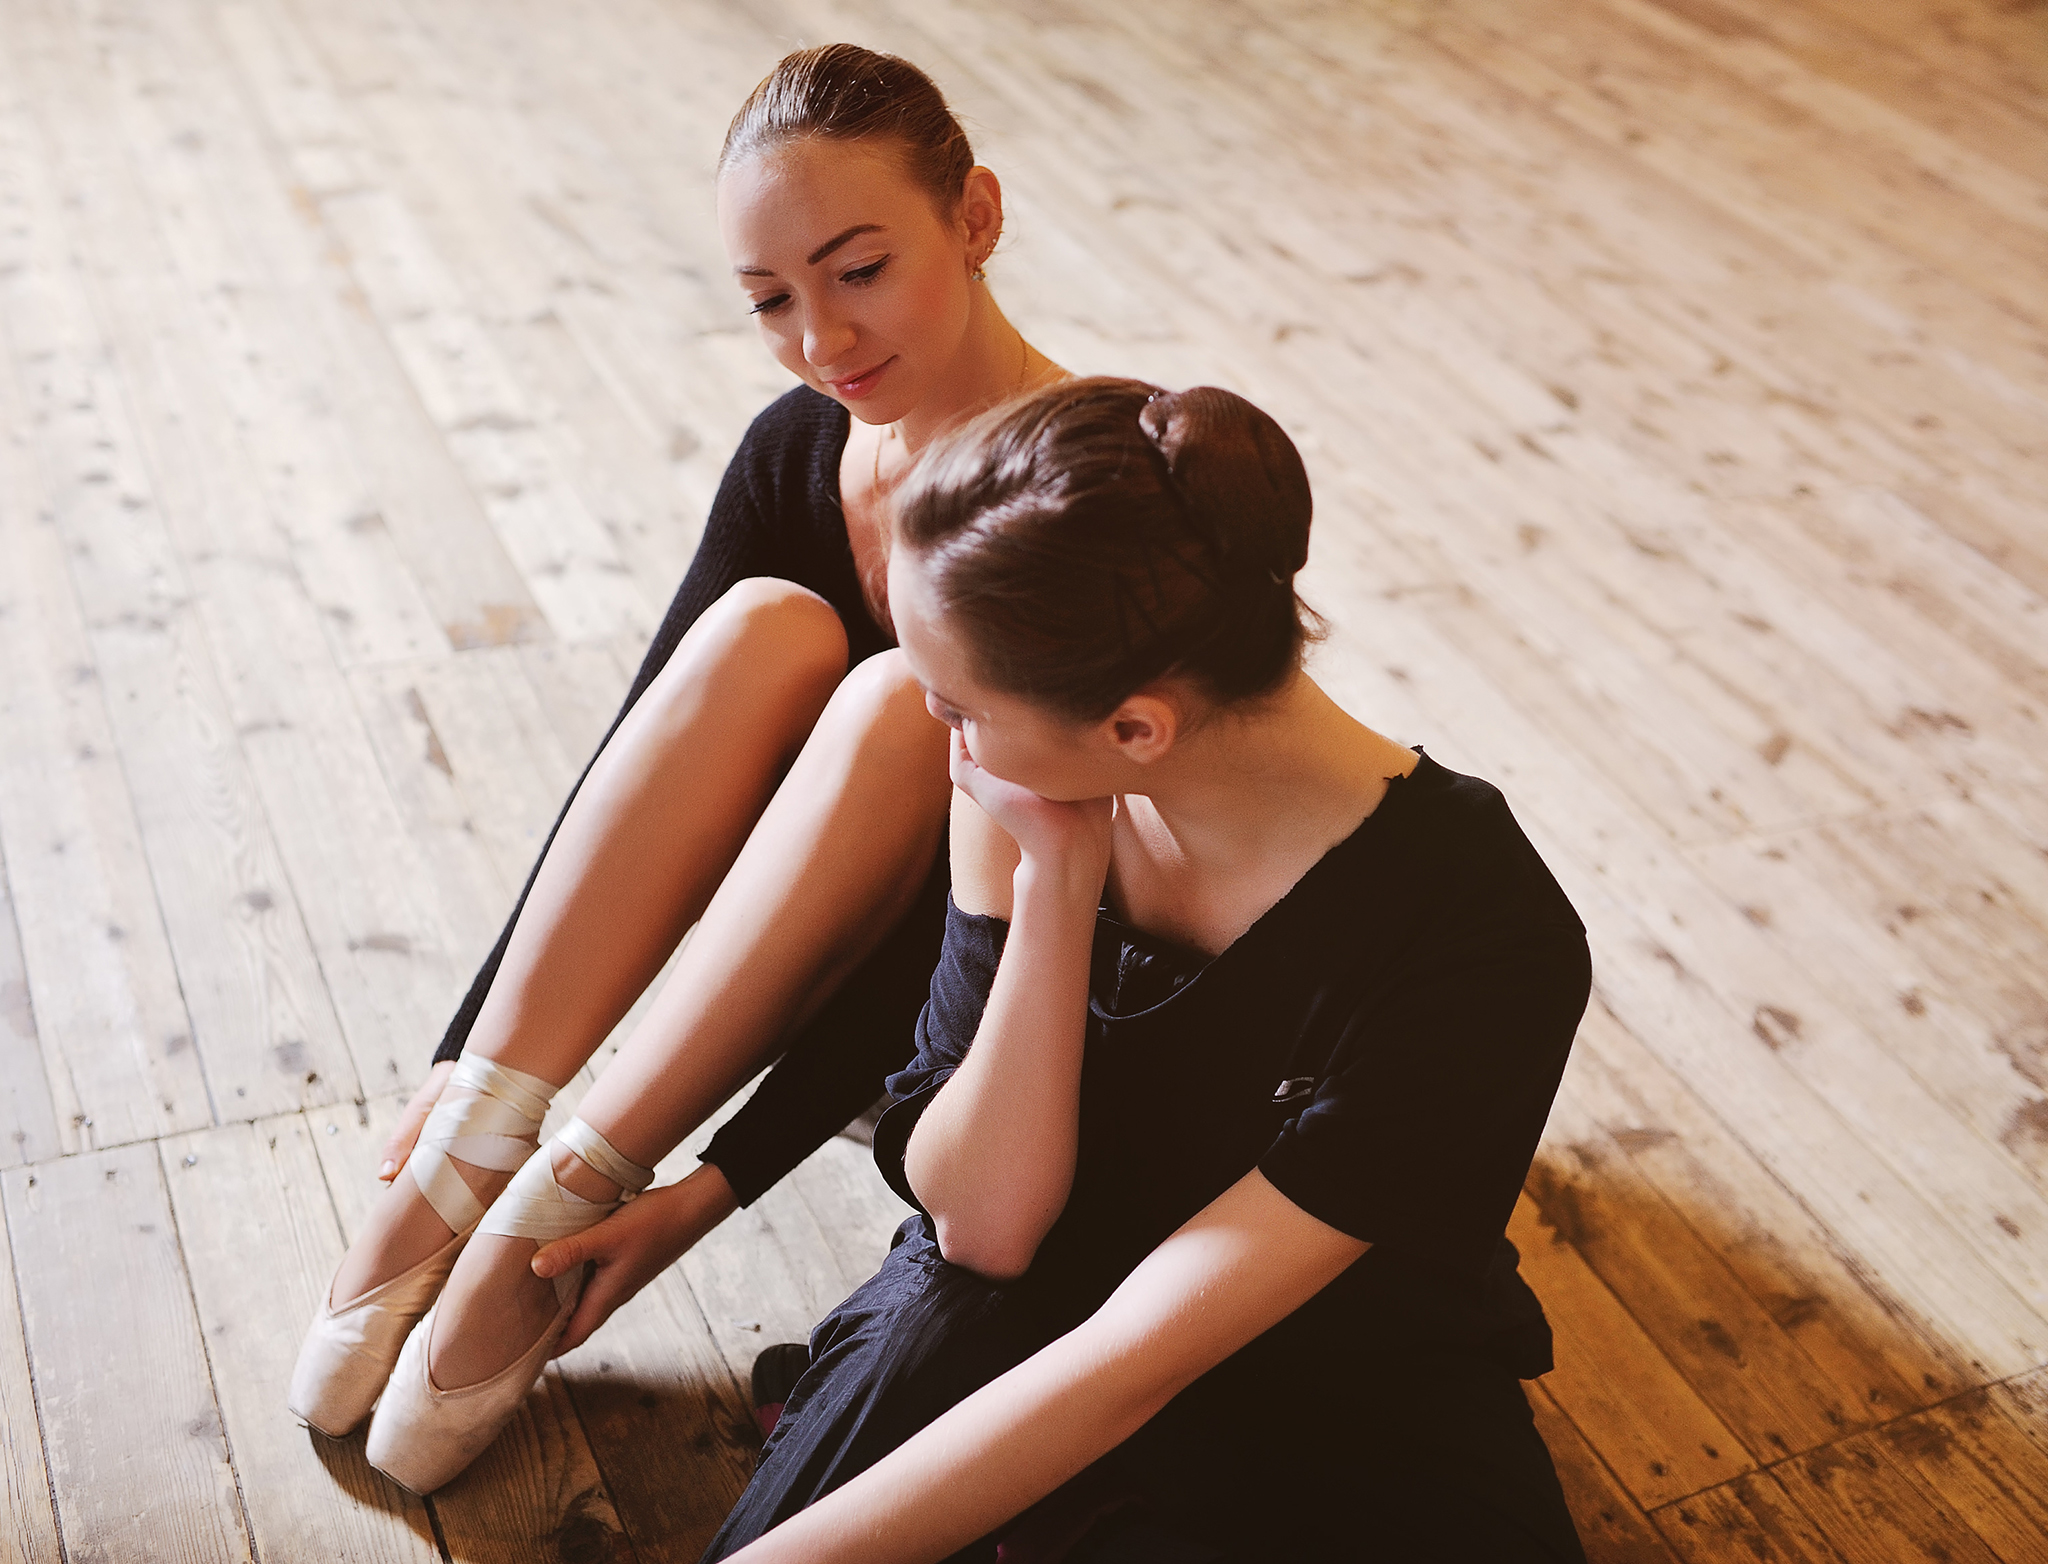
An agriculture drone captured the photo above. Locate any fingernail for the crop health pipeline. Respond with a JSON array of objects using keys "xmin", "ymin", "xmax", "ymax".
[{"xmin": 377, "ymin": 1160, "xmax": 395, "ymax": 1179}]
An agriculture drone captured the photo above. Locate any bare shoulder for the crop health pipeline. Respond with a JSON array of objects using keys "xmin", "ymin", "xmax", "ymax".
[{"xmin": 949, "ymin": 787, "xmax": 1021, "ymax": 920}]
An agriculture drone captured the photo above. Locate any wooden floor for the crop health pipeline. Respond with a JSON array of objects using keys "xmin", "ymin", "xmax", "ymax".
[{"xmin": 0, "ymin": 0, "xmax": 2044, "ymax": 1558}]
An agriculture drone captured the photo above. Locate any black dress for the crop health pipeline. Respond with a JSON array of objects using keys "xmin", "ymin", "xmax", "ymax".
[
  {"xmin": 702, "ymin": 753, "xmax": 1592, "ymax": 1563},
  {"xmin": 431, "ymin": 386, "xmax": 948, "ymax": 1207}
]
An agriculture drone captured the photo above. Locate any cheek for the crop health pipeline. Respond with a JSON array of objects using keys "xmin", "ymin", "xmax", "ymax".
[{"xmin": 887, "ymin": 256, "xmax": 970, "ymax": 351}]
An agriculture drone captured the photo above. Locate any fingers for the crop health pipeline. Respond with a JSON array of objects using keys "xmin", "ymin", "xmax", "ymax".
[
  {"xmin": 554, "ymin": 1268, "xmax": 622, "ymax": 1356},
  {"xmin": 378, "ymin": 1058, "xmax": 456, "ymax": 1180},
  {"xmin": 530, "ymin": 1231, "xmax": 586, "ymax": 1280}
]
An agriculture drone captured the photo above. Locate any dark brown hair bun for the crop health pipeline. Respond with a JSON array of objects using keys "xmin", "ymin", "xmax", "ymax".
[{"xmin": 895, "ymin": 377, "xmax": 1323, "ymax": 721}]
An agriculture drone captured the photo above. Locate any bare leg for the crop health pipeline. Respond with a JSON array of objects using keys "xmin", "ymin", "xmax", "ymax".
[
  {"xmin": 328, "ymin": 579, "xmax": 850, "ymax": 1307},
  {"xmin": 431, "ymin": 648, "xmax": 951, "ymax": 1387}
]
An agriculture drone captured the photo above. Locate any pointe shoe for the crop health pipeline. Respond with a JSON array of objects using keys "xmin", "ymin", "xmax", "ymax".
[
  {"xmin": 365, "ymin": 1116, "xmax": 654, "ymax": 1494},
  {"xmin": 288, "ymin": 1056, "xmax": 557, "ymax": 1436}
]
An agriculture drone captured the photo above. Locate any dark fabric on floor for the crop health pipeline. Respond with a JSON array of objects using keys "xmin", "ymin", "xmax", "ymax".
[{"xmin": 701, "ymin": 1222, "xmax": 1586, "ymax": 1563}]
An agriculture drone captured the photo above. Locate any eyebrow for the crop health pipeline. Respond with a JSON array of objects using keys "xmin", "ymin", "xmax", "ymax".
[{"xmin": 732, "ymin": 222, "xmax": 887, "ymax": 278}]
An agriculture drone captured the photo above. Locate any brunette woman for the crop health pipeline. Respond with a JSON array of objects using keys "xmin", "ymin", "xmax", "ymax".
[
  {"xmin": 288, "ymin": 45, "xmax": 1065, "ymax": 1492},
  {"xmin": 693, "ymin": 378, "xmax": 1591, "ymax": 1562}
]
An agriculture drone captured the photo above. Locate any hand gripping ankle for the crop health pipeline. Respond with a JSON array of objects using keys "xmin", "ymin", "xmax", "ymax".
[
  {"xmin": 409, "ymin": 1056, "xmax": 558, "ymax": 1235},
  {"xmin": 478, "ymin": 1117, "xmax": 655, "ymax": 1299}
]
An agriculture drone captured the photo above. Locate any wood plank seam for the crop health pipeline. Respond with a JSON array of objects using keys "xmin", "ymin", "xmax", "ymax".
[
  {"xmin": 1527, "ymin": 1380, "xmax": 1681, "ymax": 1558},
  {"xmin": 0, "ymin": 1189, "xmax": 70, "ymax": 1564},
  {"xmin": 421, "ymin": 1491, "xmax": 457, "ymax": 1564},
  {"xmin": 1646, "ymin": 1356, "xmax": 2048, "ymax": 1515},
  {"xmin": 152, "ymin": 1143, "xmax": 262, "ymax": 1561}
]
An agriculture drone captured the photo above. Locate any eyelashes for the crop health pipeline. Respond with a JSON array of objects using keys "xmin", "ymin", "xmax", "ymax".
[{"xmin": 747, "ymin": 256, "xmax": 891, "ymax": 317}]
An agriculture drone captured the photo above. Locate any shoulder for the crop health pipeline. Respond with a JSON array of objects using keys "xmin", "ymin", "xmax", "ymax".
[
  {"xmin": 729, "ymin": 385, "xmax": 850, "ymax": 501},
  {"xmin": 738, "ymin": 383, "xmax": 848, "ymax": 449},
  {"xmin": 1352, "ymin": 752, "xmax": 1585, "ymax": 944}
]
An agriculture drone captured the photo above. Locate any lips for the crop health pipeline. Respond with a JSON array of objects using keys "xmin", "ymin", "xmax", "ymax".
[{"xmin": 825, "ymin": 357, "xmax": 896, "ymax": 401}]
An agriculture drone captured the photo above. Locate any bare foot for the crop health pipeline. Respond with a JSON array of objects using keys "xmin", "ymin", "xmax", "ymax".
[{"xmin": 427, "ymin": 1143, "xmax": 620, "ymax": 1389}]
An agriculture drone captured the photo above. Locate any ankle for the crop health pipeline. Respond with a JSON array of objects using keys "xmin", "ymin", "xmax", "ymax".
[{"xmin": 551, "ymin": 1143, "xmax": 622, "ymax": 1204}]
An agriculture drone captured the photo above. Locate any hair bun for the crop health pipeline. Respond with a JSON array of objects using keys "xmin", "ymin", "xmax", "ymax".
[{"xmin": 1138, "ymin": 386, "xmax": 1311, "ymax": 577}]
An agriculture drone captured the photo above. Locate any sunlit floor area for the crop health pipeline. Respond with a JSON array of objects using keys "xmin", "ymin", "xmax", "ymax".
[{"xmin": 1, "ymin": 0, "xmax": 2044, "ymax": 1559}]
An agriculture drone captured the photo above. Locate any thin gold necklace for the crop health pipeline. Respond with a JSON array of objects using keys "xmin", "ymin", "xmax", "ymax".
[{"xmin": 873, "ymin": 332, "xmax": 1033, "ymax": 495}]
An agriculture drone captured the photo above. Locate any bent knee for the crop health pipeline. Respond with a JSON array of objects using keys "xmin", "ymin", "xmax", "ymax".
[
  {"xmin": 711, "ymin": 577, "xmax": 848, "ymax": 667},
  {"xmin": 628, "ymin": 579, "xmax": 848, "ymax": 752},
  {"xmin": 830, "ymin": 649, "xmax": 942, "ymax": 738}
]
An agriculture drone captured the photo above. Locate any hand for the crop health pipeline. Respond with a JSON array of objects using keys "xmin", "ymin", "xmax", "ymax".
[
  {"xmin": 947, "ymin": 731, "xmax": 1111, "ymax": 893},
  {"xmin": 377, "ymin": 1059, "xmax": 455, "ymax": 1180},
  {"xmin": 532, "ymin": 1162, "xmax": 740, "ymax": 1354}
]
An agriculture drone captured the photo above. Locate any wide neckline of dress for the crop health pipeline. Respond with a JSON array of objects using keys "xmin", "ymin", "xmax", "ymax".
[{"xmin": 1087, "ymin": 750, "xmax": 1434, "ymax": 1023}]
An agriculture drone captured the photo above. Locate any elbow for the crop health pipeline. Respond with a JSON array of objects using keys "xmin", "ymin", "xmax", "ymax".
[{"xmin": 930, "ymin": 1214, "xmax": 1040, "ymax": 1282}]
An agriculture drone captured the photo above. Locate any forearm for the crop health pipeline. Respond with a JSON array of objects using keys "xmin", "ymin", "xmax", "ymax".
[
  {"xmin": 902, "ymin": 860, "xmax": 1097, "ymax": 1276},
  {"xmin": 726, "ymin": 1171, "xmax": 1369, "ymax": 1564}
]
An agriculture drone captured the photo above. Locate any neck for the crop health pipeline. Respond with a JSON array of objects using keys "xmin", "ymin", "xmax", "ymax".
[
  {"xmin": 1116, "ymin": 674, "xmax": 1412, "ymax": 874},
  {"xmin": 892, "ymin": 287, "xmax": 1039, "ymax": 455}
]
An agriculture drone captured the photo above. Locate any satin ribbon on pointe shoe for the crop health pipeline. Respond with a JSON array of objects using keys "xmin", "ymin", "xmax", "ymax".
[
  {"xmin": 365, "ymin": 1117, "xmax": 655, "ymax": 1494},
  {"xmin": 287, "ymin": 1056, "xmax": 557, "ymax": 1437}
]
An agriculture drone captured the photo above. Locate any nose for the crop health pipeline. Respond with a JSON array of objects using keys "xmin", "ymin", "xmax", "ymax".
[
  {"xmin": 924, "ymin": 691, "xmax": 960, "ymax": 729},
  {"xmin": 803, "ymin": 301, "xmax": 858, "ymax": 370}
]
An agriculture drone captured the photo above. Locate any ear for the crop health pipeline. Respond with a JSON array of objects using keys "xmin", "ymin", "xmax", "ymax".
[
  {"xmin": 958, "ymin": 165, "xmax": 1003, "ymax": 264},
  {"xmin": 1101, "ymin": 690, "xmax": 1179, "ymax": 765}
]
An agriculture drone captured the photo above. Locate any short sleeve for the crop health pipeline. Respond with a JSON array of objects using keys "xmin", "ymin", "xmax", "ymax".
[
  {"xmin": 1258, "ymin": 914, "xmax": 1590, "ymax": 1250},
  {"xmin": 871, "ymin": 898, "xmax": 1009, "ymax": 1211}
]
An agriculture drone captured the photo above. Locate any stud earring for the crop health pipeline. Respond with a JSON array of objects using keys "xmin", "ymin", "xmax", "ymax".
[{"xmin": 971, "ymin": 252, "xmax": 989, "ymax": 282}]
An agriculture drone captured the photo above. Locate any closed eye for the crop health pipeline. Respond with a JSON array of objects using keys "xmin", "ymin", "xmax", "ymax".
[
  {"xmin": 842, "ymin": 256, "xmax": 889, "ymax": 286},
  {"xmin": 749, "ymin": 292, "xmax": 791, "ymax": 316}
]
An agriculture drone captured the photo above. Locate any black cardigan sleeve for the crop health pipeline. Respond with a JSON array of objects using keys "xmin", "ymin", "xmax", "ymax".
[{"xmin": 430, "ymin": 403, "xmax": 788, "ymax": 1068}]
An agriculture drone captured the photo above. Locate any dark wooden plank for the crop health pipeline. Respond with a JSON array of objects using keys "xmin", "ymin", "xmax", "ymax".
[
  {"xmin": 1654, "ymin": 1471, "xmax": 1849, "ymax": 1563},
  {"xmin": 1527, "ymin": 1383, "xmax": 1684, "ymax": 1563}
]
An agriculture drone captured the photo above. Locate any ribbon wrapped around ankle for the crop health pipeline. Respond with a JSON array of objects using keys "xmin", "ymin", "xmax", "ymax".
[
  {"xmin": 409, "ymin": 1056, "xmax": 559, "ymax": 1235},
  {"xmin": 477, "ymin": 1116, "xmax": 655, "ymax": 1256}
]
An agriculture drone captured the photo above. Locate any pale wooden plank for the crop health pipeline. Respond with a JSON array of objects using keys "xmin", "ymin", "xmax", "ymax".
[
  {"xmin": 1593, "ymin": 0, "xmax": 2048, "ymax": 240},
  {"xmin": 2, "ymin": 1144, "xmax": 251, "ymax": 1562},
  {"xmin": 0, "ymin": 853, "xmax": 60, "ymax": 1172},
  {"xmin": 0, "ymin": 330, "xmax": 212, "ymax": 1152},
  {"xmin": 0, "ymin": 75, "xmax": 362, "ymax": 1125},
  {"xmin": 1685, "ymin": 824, "xmax": 2048, "ymax": 1197},
  {"xmin": 81, "ymin": 263, "xmax": 475, "ymax": 1104},
  {"xmin": 70, "ymin": 0, "xmax": 451, "ymax": 671},
  {"xmin": 160, "ymin": 1115, "xmax": 442, "ymax": 1560},
  {"xmin": 0, "ymin": 1192, "xmax": 62, "ymax": 1564},
  {"xmin": 344, "ymin": 657, "xmax": 527, "ymax": 970},
  {"xmin": 14, "ymin": 0, "xmax": 475, "ymax": 1104},
  {"xmin": 400, "ymin": 649, "xmax": 586, "ymax": 895},
  {"xmin": 515, "ymin": 639, "xmax": 636, "ymax": 768},
  {"xmin": 206, "ymin": 0, "xmax": 555, "ymax": 655},
  {"xmin": 1509, "ymin": 1191, "xmax": 1752, "ymax": 1506}
]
